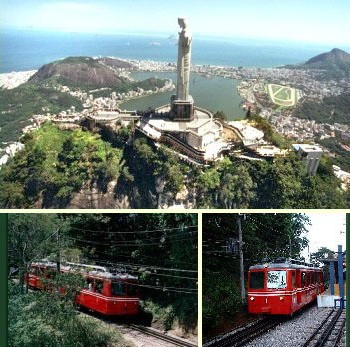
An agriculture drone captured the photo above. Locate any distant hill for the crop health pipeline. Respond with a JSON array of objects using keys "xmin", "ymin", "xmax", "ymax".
[
  {"xmin": 305, "ymin": 48, "xmax": 350, "ymax": 65},
  {"xmin": 29, "ymin": 56, "xmax": 132, "ymax": 89},
  {"xmin": 298, "ymin": 48, "xmax": 350, "ymax": 79}
]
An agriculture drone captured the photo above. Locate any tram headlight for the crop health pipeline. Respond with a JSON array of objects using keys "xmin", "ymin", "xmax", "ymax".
[
  {"xmin": 250, "ymin": 297, "xmax": 255, "ymax": 301},
  {"xmin": 279, "ymin": 296, "xmax": 284, "ymax": 301}
]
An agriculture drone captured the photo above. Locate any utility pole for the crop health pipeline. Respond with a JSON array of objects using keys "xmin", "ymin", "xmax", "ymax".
[
  {"xmin": 56, "ymin": 227, "xmax": 61, "ymax": 273},
  {"xmin": 237, "ymin": 214, "xmax": 246, "ymax": 303}
]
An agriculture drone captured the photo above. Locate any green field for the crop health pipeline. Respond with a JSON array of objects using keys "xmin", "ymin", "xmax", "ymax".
[
  {"xmin": 275, "ymin": 88, "xmax": 291, "ymax": 100},
  {"xmin": 267, "ymin": 83, "xmax": 298, "ymax": 107}
]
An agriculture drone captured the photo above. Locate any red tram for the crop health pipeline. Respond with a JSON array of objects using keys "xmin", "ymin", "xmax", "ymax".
[
  {"xmin": 247, "ymin": 258, "xmax": 324, "ymax": 315},
  {"xmin": 26, "ymin": 261, "xmax": 140, "ymax": 316}
]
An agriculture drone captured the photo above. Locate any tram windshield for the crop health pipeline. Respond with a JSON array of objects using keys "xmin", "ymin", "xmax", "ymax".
[
  {"xmin": 112, "ymin": 281, "xmax": 138, "ymax": 296},
  {"xmin": 267, "ymin": 271, "xmax": 287, "ymax": 289},
  {"xmin": 127, "ymin": 283, "xmax": 138, "ymax": 297},
  {"xmin": 112, "ymin": 282, "xmax": 126, "ymax": 296},
  {"xmin": 249, "ymin": 272, "xmax": 264, "ymax": 289}
]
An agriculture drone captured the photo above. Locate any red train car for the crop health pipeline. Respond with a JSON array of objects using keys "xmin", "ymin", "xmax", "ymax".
[
  {"xmin": 26, "ymin": 261, "xmax": 139, "ymax": 316},
  {"xmin": 247, "ymin": 258, "xmax": 324, "ymax": 315}
]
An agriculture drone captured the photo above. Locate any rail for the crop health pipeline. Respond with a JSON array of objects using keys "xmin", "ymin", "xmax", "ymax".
[
  {"xmin": 128, "ymin": 324, "xmax": 197, "ymax": 347},
  {"xmin": 203, "ymin": 317, "xmax": 282, "ymax": 347},
  {"xmin": 302, "ymin": 309, "xmax": 345, "ymax": 347}
]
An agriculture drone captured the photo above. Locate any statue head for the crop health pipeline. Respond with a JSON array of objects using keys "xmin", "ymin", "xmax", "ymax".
[{"xmin": 178, "ymin": 17, "xmax": 187, "ymax": 30}]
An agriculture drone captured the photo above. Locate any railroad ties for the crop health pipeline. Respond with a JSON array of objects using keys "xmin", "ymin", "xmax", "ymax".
[
  {"xmin": 302, "ymin": 309, "xmax": 346, "ymax": 347},
  {"xmin": 128, "ymin": 324, "xmax": 197, "ymax": 347},
  {"xmin": 203, "ymin": 317, "xmax": 283, "ymax": 347}
]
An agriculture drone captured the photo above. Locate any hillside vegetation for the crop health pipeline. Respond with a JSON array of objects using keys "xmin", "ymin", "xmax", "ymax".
[
  {"xmin": 0, "ymin": 82, "xmax": 84, "ymax": 143},
  {"xmin": 293, "ymin": 93, "xmax": 350, "ymax": 125},
  {"xmin": 1, "ymin": 120, "xmax": 347, "ymax": 208},
  {"xmin": 0, "ymin": 123, "xmax": 123, "ymax": 208}
]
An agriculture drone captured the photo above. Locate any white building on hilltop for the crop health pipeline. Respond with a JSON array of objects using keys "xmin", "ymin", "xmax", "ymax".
[{"xmin": 293, "ymin": 144, "xmax": 323, "ymax": 175}]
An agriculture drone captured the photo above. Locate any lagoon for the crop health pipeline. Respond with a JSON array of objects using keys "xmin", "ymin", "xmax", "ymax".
[{"xmin": 120, "ymin": 71, "xmax": 246, "ymax": 120}]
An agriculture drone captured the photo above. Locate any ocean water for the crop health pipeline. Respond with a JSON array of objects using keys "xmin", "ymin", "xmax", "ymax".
[{"xmin": 1, "ymin": 29, "xmax": 344, "ymax": 73}]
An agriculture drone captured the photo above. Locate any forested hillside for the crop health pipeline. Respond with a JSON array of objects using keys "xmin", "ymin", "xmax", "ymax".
[{"xmin": 1, "ymin": 121, "xmax": 347, "ymax": 208}]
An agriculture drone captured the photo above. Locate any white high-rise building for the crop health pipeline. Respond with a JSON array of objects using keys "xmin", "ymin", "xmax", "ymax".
[{"xmin": 293, "ymin": 144, "xmax": 323, "ymax": 175}]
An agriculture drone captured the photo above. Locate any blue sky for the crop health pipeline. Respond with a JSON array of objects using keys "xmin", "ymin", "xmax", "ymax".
[{"xmin": 2, "ymin": 0, "xmax": 350, "ymax": 45}]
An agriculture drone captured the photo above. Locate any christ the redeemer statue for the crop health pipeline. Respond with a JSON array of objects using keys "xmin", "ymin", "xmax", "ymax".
[
  {"xmin": 177, "ymin": 17, "xmax": 192, "ymax": 101},
  {"xmin": 170, "ymin": 17, "xmax": 194, "ymax": 121}
]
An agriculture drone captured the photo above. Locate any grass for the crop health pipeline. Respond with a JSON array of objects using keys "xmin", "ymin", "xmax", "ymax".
[
  {"xmin": 271, "ymin": 84, "xmax": 281, "ymax": 94},
  {"xmin": 267, "ymin": 83, "xmax": 297, "ymax": 107},
  {"xmin": 275, "ymin": 88, "xmax": 291, "ymax": 100}
]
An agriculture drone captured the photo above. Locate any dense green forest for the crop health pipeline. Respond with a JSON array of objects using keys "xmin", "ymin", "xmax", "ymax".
[
  {"xmin": 0, "ymin": 123, "xmax": 124, "ymax": 207},
  {"xmin": 0, "ymin": 81, "xmax": 84, "ymax": 143},
  {"xmin": 292, "ymin": 93, "xmax": 350, "ymax": 125},
  {"xmin": 202, "ymin": 213, "xmax": 310, "ymax": 340},
  {"xmin": 8, "ymin": 213, "xmax": 198, "ymax": 346},
  {"xmin": 318, "ymin": 136, "xmax": 350, "ymax": 172},
  {"xmin": 0, "ymin": 122, "xmax": 347, "ymax": 208}
]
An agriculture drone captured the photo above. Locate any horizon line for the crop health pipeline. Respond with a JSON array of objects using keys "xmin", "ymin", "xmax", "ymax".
[{"xmin": 3, "ymin": 25, "xmax": 350, "ymax": 49}]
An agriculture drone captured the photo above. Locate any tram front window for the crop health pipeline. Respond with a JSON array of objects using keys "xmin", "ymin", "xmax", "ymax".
[
  {"xmin": 127, "ymin": 283, "xmax": 138, "ymax": 296},
  {"xmin": 267, "ymin": 271, "xmax": 287, "ymax": 289},
  {"xmin": 112, "ymin": 282, "xmax": 126, "ymax": 296},
  {"xmin": 249, "ymin": 272, "xmax": 264, "ymax": 289}
]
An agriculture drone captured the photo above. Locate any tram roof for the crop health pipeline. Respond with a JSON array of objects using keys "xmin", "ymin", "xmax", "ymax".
[
  {"xmin": 31, "ymin": 261, "xmax": 138, "ymax": 280},
  {"xmin": 249, "ymin": 258, "xmax": 322, "ymax": 270}
]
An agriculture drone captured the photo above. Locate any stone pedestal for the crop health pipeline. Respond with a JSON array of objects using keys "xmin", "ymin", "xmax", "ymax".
[{"xmin": 170, "ymin": 95, "xmax": 194, "ymax": 121}]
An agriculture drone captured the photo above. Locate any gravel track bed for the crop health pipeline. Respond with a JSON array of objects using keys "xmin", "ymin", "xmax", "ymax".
[
  {"xmin": 112, "ymin": 323, "xmax": 184, "ymax": 347},
  {"xmin": 245, "ymin": 307, "xmax": 345, "ymax": 347}
]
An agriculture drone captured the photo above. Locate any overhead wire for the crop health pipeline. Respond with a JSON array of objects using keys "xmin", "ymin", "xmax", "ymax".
[{"xmin": 69, "ymin": 225, "xmax": 198, "ymax": 234}]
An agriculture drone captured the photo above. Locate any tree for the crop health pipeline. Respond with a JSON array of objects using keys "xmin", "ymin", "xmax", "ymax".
[
  {"xmin": 213, "ymin": 111, "xmax": 227, "ymax": 121},
  {"xmin": 8, "ymin": 274, "xmax": 127, "ymax": 347},
  {"xmin": 218, "ymin": 164, "xmax": 256, "ymax": 208},
  {"xmin": 310, "ymin": 247, "xmax": 335, "ymax": 286},
  {"xmin": 196, "ymin": 168, "xmax": 221, "ymax": 207},
  {"xmin": 8, "ymin": 214, "xmax": 69, "ymax": 293}
]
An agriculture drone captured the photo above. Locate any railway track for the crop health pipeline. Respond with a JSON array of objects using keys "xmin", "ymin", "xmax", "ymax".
[
  {"xmin": 203, "ymin": 317, "xmax": 283, "ymax": 347},
  {"xmin": 80, "ymin": 309, "xmax": 197, "ymax": 347},
  {"xmin": 127, "ymin": 324, "xmax": 197, "ymax": 347},
  {"xmin": 302, "ymin": 308, "xmax": 346, "ymax": 347}
]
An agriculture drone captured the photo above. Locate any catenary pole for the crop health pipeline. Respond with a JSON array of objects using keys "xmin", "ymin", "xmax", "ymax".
[{"xmin": 237, "ymin": 214, "xmax": 246, "ymax": 302}]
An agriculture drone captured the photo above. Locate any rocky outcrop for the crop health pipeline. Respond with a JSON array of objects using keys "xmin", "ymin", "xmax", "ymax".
[
  {"xmin": 67, "ymin": 181, "xmax": 121, "ymax": 209},
  {"xmin": 29, "ymin": 57, "xmax": 128, "ymax": 88}
]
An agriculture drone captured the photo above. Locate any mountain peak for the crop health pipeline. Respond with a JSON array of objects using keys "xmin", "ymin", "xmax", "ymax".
[{"xmin": 305, "ymin": 48, "xmax": 350, "ymax": 65}]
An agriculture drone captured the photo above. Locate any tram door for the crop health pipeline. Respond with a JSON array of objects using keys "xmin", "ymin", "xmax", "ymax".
[
  {"xmin": 291, "ymin": 270, "xmax": 298, "ymax": 309},
  {"xmin": 296, "ymin": 270, "xmax": 303, "ymax": 304}
]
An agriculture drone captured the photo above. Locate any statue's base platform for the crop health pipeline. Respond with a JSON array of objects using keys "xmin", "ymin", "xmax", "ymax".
[{"xmin": 170, "ymin": 95, "xmax": 194, "ymax": 121}]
